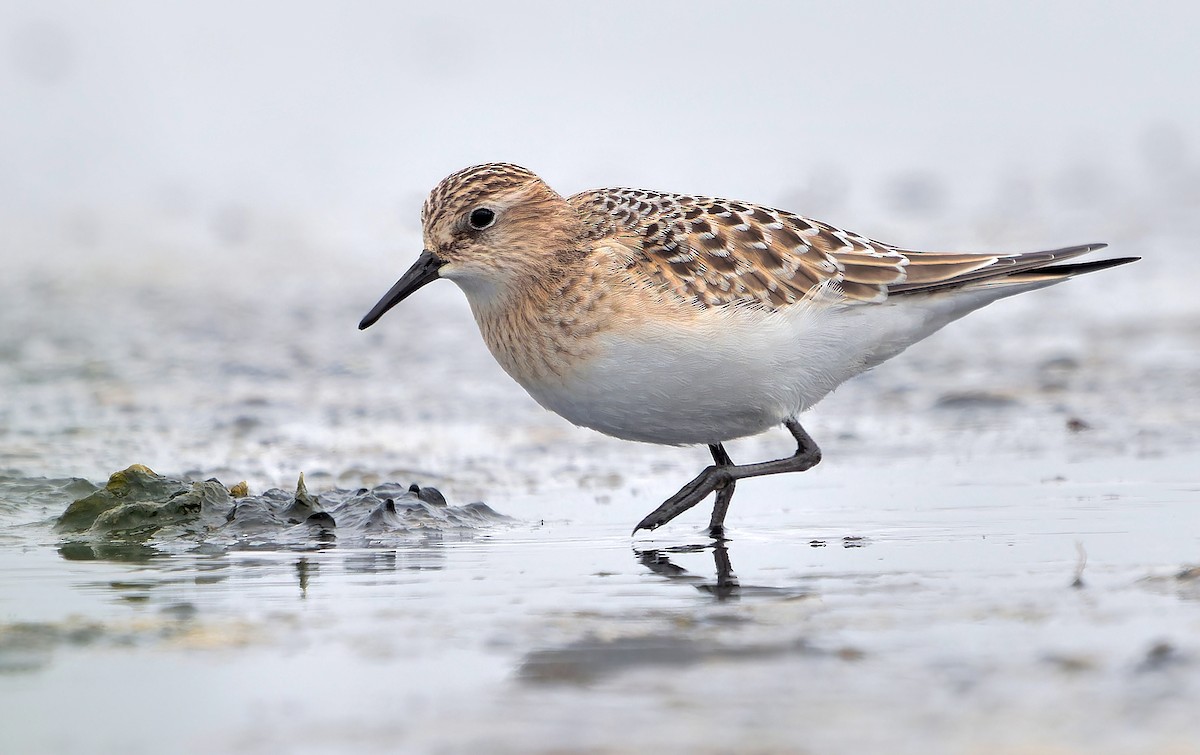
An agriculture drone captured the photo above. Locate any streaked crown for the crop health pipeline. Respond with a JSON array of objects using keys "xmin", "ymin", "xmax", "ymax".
[
  {"xmin": 419, "ymin": 163, "xmax": 581, "ymax": 302},
  {"xmin": 421, "ymin": 163, "xmax": 540, "ymax": 230}
]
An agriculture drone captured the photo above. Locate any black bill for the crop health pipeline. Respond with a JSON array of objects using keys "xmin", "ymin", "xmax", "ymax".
[{"xmin": 358, "ymin": 250, "xmax": 445, "ymax": 330}]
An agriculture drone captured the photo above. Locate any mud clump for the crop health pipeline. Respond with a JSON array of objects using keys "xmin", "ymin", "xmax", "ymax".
[
  {"xmin": 55, "ymin": 465, "xmax": 507, "ymax": 549},
  {"xmin": 56, "ymin": 465, "xmax": 227, "ymax": 535}
]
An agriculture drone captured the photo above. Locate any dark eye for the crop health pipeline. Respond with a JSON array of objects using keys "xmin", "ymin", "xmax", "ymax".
[{"xmin": 468, "ymin": 207, "xmax": 496, "ymax": 230}]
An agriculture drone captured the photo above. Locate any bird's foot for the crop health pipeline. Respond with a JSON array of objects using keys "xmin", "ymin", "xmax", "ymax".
[
  {"xmin": 705, "ymin": 523, "xmax": 728, "ymax": 541},
  {"xmin": 632, "ymin": 465, "xmax": 732, "ymax": 535}
]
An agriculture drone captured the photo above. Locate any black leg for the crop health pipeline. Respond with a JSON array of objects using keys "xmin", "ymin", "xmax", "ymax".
[
  {"xmin": 706, "ymin": 444, "xmax": 735, "ymax": 540},
  {"xmin": 632, "ymin": 418, "xmax": 822, "ymax": 535}
]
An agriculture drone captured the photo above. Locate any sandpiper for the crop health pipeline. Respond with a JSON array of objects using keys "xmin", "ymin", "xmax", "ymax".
[{"xmin": 360, "ymin": 163, "xmax": 1136, "ymax": 537}]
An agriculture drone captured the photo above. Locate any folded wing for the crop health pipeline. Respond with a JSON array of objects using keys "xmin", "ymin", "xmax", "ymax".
[{"xmin": 570, "ymin": 188, "xmax": 1123, "ymax": 308}]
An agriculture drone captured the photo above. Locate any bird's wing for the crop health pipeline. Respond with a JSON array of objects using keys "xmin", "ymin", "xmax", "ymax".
[{"xmin": 569, "ymin": 188, "xmax": 1105, "ymax": 309}]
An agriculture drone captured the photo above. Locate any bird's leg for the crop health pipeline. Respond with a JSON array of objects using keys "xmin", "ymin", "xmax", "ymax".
[
  {"xmin": 632, "ymin": 443, "xmax": 735, "ymax": 536},
  {"xmin": 633, "ymin": 419, "xmax": 822, "ymax": 535},
  {"xmin": 706, "ymin": 444, "xmax": 736, "ymax": 540}
]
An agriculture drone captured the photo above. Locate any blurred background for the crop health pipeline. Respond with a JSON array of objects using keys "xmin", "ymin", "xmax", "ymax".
[{"xmin": 5, "ymin": 1, "xmax": 1198, "ymax": 259}]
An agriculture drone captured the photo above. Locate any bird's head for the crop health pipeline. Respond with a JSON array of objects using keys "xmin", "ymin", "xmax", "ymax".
[{"xmin": 359, "ymin": 163, "xmax": 575, "ymax": 330}]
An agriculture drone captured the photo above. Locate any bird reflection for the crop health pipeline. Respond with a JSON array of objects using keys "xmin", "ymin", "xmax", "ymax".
[{"xmin": 634, "ymin": 541, "xmax": 740, "ymax": 601}]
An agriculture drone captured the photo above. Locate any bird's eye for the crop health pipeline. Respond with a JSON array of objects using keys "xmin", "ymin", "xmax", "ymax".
[{"xmin": 468, "ymin": 207, "xmax": 496, "ymax": 230}]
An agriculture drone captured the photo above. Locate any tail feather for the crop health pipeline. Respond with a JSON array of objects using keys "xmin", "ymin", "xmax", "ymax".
[{"xmin": 889, "ymin": 243, "xmax": 1137, "ymax": 296}]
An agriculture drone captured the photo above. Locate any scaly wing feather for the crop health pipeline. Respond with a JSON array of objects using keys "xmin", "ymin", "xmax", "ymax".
[{"xmin": 569, "ymin": 188, "xmax": 1114, "ymax": 308}]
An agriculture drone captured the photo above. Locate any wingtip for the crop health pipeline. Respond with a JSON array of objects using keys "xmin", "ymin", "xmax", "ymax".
[
  {"xmin": 1093, "ymin": 255, "xmax": 1141, "ymax": 267},
  {"xmin": 1022, "ymin": 254, "xmax": 1140, "ymax": 280}
]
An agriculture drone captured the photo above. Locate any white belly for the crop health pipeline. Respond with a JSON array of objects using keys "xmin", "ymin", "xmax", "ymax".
[
  {"xmin": 518, "ymin": 302, "xmax": 873, "ymax": 445},
  {"xmin": 479, "ymin": 278, "xmax": 1041, "ymax": 446}
]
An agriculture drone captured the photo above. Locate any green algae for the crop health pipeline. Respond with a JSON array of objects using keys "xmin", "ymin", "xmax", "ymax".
[
  {"xmin": 55, "ymin": 464, "xmax": 225, "ymax": 535},
  {"xmin": 88, "ymin": 480, "xmax": 231, "ymax": 536}
]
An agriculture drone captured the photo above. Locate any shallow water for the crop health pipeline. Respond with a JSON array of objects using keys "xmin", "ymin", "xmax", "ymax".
[
  {"xmin": 2, "ymin": 452, "xmax": 1199, "ymax": 753},
  {"xmin": 3, "ymin": 213, "xmax": 1200, "ymax": 753}
]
